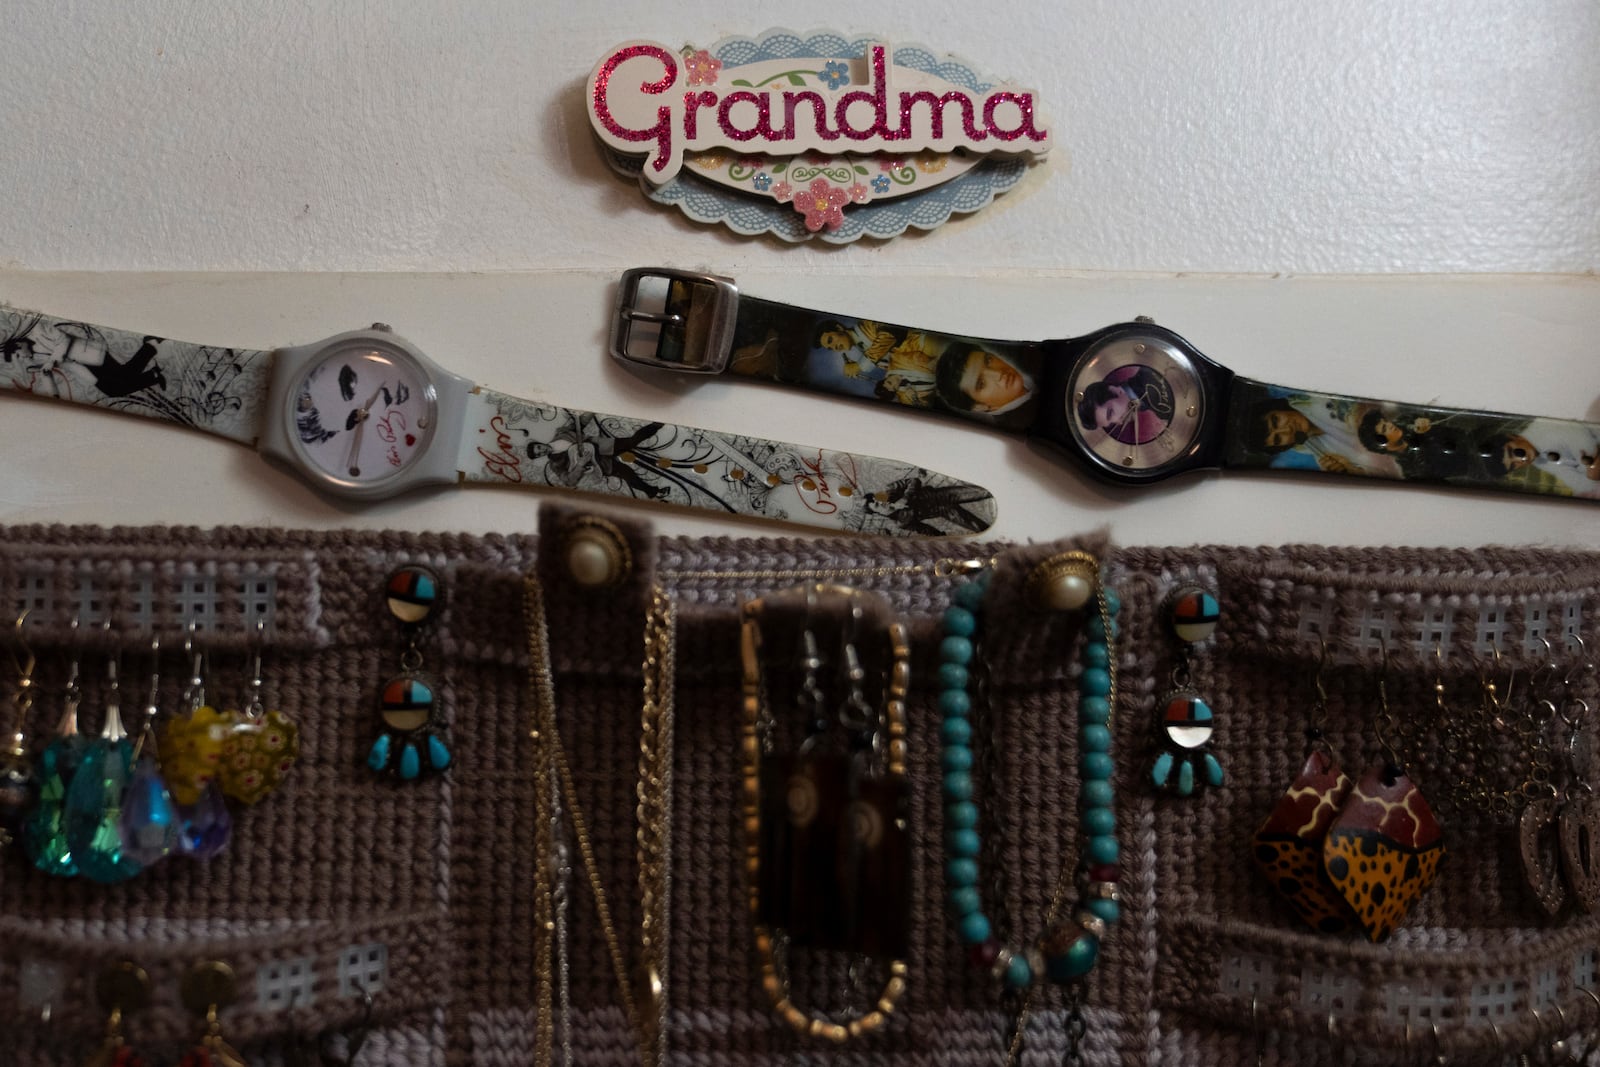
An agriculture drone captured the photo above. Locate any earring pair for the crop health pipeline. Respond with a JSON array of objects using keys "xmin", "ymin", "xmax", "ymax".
[
  {"xmin": 85, "ymin": 961, "xmax": 245, "ymax": 1067},
  {"xmin": 367, "ymin": 564, "xmax": 452, "ymax": 780},
  {"xmin": 1253, "ymin": 643, "xmax": 1445, "ymax": 942}
]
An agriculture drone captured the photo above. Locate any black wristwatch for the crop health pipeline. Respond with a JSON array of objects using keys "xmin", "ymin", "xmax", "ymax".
[{"xmin": 611, "ymin": 269, "xmax": 1600, "ymax": 502}]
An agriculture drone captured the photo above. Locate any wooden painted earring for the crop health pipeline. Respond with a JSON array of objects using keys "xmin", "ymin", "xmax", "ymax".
[
  {"xmin": 1321, "ymin": 650, "xmax": 1445, "ymax": 942},
  {"xmin": 1253, "ymin": 643, "xmax": 1357, "ymax": 934}
]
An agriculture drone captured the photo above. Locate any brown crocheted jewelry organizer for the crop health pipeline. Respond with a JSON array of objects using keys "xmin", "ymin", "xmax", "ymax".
[{"xmin": 0, "ymin": 510, "xmax": 1595, "ymax": 1066}]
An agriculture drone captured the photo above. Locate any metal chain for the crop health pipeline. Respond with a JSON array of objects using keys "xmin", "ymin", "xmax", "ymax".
[
  {"xmin": 1405, "ymin": 654, "xmax": 1564, "ymax": 822},
  {"xmin": 524, "ymin": 574, "xmax": 651, "ymax": 1067},
  {"xmin": 659, "ymin": 557, "xmax": 993, "ymax": 583},
  {"xmin": 636, "ymin": 586, "xmax": 676, "ymax": 1067},
  {"xmin": 525, "ymin": 578, "xmax": 558, "ymax": 1067}
]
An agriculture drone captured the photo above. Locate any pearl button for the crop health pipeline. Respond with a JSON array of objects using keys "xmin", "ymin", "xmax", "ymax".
[
  {"xmin": 1026, "ymin": 551, "xmax": 1099, "ymax": 612},
  {"xmin": 1043, "ymin": 570, "xmax": 1092, "ymax": 611},
  {"xmin": 562, "ymin": 516, "xmax": 631, "ymax": 588}
]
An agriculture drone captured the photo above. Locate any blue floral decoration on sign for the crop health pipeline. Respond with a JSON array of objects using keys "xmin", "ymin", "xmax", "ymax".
[{"xmin": 622, "ymin": 28, "xmax": 1036, "ymax": 244}]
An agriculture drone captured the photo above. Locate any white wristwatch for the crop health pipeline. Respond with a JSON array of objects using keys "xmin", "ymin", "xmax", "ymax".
[{"xmin": 1, "ymin": 306, "xmax": 997, "ymax": 536}]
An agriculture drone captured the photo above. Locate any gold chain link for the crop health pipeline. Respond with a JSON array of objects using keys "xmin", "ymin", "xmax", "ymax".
[{"xmin": 526, "ymin": 573, "xmax": 668, "ymax": 1067}]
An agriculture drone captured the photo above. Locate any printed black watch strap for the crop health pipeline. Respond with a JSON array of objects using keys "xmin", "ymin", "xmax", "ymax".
[
  {"xmin": 615, "ymin": 269, "xmax": 1048, "ymax": 433},
  {"xmin": 1223, "ymin": 377, "xmax": 1600, "ymax": 501}
]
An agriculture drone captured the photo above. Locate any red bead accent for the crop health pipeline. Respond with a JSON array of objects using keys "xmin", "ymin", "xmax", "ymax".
[
  {"xmin": 967, "ymin": 937, "xmax": 1002, "ymax": 970},
  {"xmin": 1088, "ymin": 864, "xmax": 1120, "ymax": 883}
]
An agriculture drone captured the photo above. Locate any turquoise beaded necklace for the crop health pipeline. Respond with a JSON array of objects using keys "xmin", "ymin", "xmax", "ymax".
[{"xmin": 938, "ymin": 552, "xmax": 1121, "ymax": 994}]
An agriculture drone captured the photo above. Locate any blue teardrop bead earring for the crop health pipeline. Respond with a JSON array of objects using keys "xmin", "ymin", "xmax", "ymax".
[{"xmin": 367, "ymin": 564, "xmax": 453, "ymax": 780}]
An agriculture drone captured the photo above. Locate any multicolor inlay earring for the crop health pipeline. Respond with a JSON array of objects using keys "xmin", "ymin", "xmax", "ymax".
[
  {"xmin": 1149, "ymin": 586, "xmax": 1225, "ymax": 796},
  {"xmin": 367, "ymin": 564, "xmax": 452, "ymax": 780},
  {"xmin": 1252, "ymin": 641, "xmax": 1357, "ymax": 934},
  {"xmin": 1321, "ymin": 646, "xmax": 1446, "ymax": 942}
]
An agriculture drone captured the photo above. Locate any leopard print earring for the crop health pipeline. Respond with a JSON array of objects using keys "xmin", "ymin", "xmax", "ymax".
[
  {"xmin": 1320, "ymin": 643, "xmax": 1446, "ymax": 943},
  {"xmin": 1252, "ymin": 640, "xmax": 1357, "ymax": 935}
]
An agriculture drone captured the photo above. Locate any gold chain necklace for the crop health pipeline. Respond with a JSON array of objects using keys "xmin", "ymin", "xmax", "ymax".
[{"xmin": 526, "ymin": 573, "xmax": 675, "ymax": 1067}]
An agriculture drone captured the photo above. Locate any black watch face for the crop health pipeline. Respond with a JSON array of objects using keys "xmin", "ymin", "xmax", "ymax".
[{"xmin": 1065, "ymin": 333, "xmax": 1207, "ymax": 480}]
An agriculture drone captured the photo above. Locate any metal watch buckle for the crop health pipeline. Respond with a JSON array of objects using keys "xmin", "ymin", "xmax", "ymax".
[{"xmin": 610, "ymin": 268, "xmax": 739, "ymax": 374}]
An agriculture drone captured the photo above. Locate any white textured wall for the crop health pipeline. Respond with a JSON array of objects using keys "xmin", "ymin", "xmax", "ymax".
[{"xmin": 3, "ymin": 0, "xmax": 1596, "ymax": 273}]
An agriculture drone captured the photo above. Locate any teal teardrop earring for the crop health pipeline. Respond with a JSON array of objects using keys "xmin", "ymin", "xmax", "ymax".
[
  {"xmin": 26, "ymin": 619, "xmax": 84, "ymax": 876},
  {"xmin": 1149, "ymin": 586, "xmax": 1225, "ymax": 797},
  {"xmin": 65, "ymin": 630, "xmax": 143, "ymax": 884},
  {"xmin": 367, "ymin": 564, "xmax": 453, "ymax": 780}
]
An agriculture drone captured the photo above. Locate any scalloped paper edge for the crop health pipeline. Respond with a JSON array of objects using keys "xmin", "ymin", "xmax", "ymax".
[{"xmin": 599, "ymin": 28, "xmax": 1045, "ymax": 245}]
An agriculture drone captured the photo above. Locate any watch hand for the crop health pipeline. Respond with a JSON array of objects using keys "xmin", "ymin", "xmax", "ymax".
[
  {"xmin": 1107, "ymin": 399, "xmax": 1140, "ymax": 439},
  {"xmin": 345, "ymin": 385, "xmax": 386, "ymax": 476}
]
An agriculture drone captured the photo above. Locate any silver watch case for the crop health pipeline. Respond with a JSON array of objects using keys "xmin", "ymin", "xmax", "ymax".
[{"xmin": 258, "ymin": 327, "xmax": 475, "ymax": 502}]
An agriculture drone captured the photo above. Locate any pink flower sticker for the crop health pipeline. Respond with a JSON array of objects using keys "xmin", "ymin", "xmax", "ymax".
[
  {"xmin": 878, "ymin": 157, "xmax": 906, "ymax": 172},
  {"xmin": 794, "ymin": 178, "xmax": 850, "ymax": 232},
  {"xmin": 771, "ymin": 180, "xmax": 794, "ymax": 203},
  {"xmin": 684, "ymin": 49, "xmax": 722, "ymax": 86},
  {"xmin": 847, "ymin": 182, "xmax": 870, "ymax": 204}
]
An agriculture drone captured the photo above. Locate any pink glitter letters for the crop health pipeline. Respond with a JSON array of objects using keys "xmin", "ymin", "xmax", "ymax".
[{"xmin": 587, "ymin": 40, "xmax": 1050, "ymax": 184}]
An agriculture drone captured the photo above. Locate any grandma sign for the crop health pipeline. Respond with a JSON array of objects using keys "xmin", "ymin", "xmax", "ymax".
[{"xmin": 585, "ymin": 30, "xmax": 1053, "ymax": 242}]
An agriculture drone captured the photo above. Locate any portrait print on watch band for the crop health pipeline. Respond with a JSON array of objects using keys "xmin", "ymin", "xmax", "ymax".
[
  {"xmin": 464, "ymin": 389, "xmax": 997, "ymax": 536},
  {"xmin": 1, "ymin": 307, "xmax": 269, "ymax": 444},
  {"xmin": 708, "ymin": 290, "xmax": 1046, "ymax": 432},
  {"xmin": 3, "ymin": 303, "xmax": 999, "ymax": 536},
  {"xmin": 1224, "ymin": 380, "xmax": 1600, "ymax": 500}
]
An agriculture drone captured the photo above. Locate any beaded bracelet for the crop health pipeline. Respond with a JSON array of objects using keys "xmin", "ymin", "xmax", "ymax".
[{"xmin": 938, "ymin": 552, "xmax": 1121, "ymax": 989}]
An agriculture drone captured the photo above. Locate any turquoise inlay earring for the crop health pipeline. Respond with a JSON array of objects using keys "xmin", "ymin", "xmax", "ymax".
[
  {"xmin": 367, "ymin": 565, "xmax": 452, "ymax": 780},
  {"xmin": 1149, "ymin": 586, "xmax": 1225, "ymax": 797}
]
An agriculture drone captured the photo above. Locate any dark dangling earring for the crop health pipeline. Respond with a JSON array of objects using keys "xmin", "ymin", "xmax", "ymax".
[
  {"xmin": 1149, "ymin": 585, "xmax": 1224, "ymax": 796},
  {"xmin": 0, "ymin": 610, "xmax": 41, "ymax": 852},
  {"xmin": 1322, "ymin": 643, "xmax": 1446, "ymax": 942},
  {"xmin": 179, "ymin": 961, "xmax": 247, "ymax": 1067},
  {"xmin": 1252, "ymin": 639, "xmax": 1356, "ymax": 934},
  {"xmin": 1518, "ymin": 638, "xmax": 1572, "ymax": 917},
  {"xmin": 744, "ymin": 585, "xmax": 910, "ymax": 1041},
  {"xmin": 368, "ymin": 564, "xmax": 452, "ymax": 779},
  {"xmin": 83, "ymin": 961, "xmax": 151, "ymax": 1067},
  {"xmin": 1558, "ymin": 637, "xmax": 1599, "ymax": 913}
]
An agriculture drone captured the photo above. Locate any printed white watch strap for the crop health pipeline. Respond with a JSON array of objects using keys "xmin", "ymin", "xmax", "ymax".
[
  {"xmin": 1, "ymin": 306, "xmax": 272, "ymax": 444},
  {"xmin": 461, "ymin": 388, "xmax": 998, "ymax": 536},
  {"xmin": 2, "ymin": 305, "xmax": 996, "ymax": 536}
]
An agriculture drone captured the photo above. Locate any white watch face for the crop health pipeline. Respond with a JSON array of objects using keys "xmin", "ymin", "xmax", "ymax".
[
  {"xmin": 287, "ymin": 339, "xmax": 439, "ymax": 489},
  {"xmin": 1066, "ymin": 334, "xmax": 1206, "ymax": 477}
]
